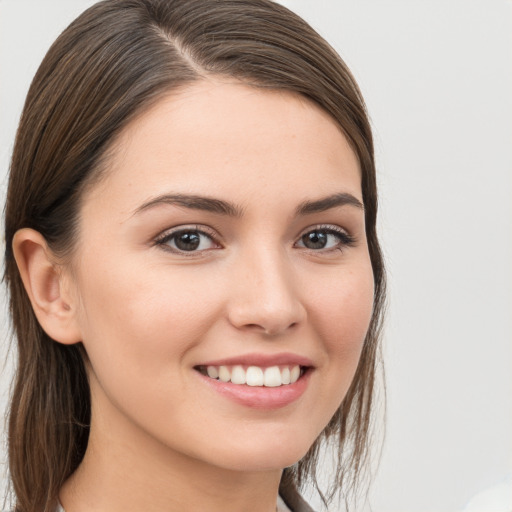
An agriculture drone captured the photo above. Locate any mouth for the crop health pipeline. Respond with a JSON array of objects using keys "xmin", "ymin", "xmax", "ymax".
[
  {"xmin": 194, "ymin": 364, "xmax": 309, "ymax": 387},
  {"xmin": 193, "ymin": 353, "xmax": 314, "ymax": 409}
]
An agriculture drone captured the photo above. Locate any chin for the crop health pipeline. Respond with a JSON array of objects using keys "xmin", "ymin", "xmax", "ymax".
[{"xmin": 202, "ymin": 429, "xmax": 318, "ymax": 472}]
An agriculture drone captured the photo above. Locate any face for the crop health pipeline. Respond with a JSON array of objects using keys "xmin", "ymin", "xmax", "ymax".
[{"xmin": 67, "ymin": 80, "xmax": 374, "ymax": 472}]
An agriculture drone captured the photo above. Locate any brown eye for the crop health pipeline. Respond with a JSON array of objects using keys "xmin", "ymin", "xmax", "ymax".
[
  {"xmin": 301, "ymin": 231, "xmax": 328, "ymax": 249},
  {"xmin": 296, "ymin": 227, "xmax": 355, "ymax": 251},
  {"xmin": 174, "ymin": 231, "xmax": 201, "ymax": 251},
  {"xmin": 157, "ymin": 229, "xmax": 217, "ymax": 253}
]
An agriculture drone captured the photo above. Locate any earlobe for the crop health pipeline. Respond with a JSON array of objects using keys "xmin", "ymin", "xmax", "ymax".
[{"xmin": 12, "ymin": 228, "xmax": 82, "ymax": 345}]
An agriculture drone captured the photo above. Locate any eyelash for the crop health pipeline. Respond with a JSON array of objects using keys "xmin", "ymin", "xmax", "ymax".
[
  {"xmin": 154, "ymin": 225, "xmax": 219, "ymax": 255},
  {"xmin": 296, "ymin": 224, "xmax": 356, "ymax": 253},
  {"xmin": 154, "ymin": 224, "xmax": 356, "ymax": 256}
]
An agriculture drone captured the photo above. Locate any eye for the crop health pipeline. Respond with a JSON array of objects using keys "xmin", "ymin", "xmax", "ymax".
[
  {"xmin": 156, "ymin": 227, "xmax": 219, "ymax": 253},
  {"xmin": 295, "ymin": 226, "xmax": 355, "ymax": 251}
]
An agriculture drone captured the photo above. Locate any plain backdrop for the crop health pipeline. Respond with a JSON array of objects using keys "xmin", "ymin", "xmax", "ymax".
[{"xmin": 1, "ymin": 1, "xmax": 511, "ymax": 511}]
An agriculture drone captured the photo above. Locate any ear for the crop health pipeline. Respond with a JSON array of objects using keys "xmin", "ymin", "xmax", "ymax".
[{"xmin": 12, "ymin": 228, "xmax": 82, "ymax": 345}]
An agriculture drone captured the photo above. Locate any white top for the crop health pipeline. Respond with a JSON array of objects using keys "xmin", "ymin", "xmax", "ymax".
[{"xmin": 277, "ymin": 494, "xmax": 293, "ymax": 511}]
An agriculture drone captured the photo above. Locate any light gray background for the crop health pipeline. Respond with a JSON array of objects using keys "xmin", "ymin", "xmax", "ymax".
[{"xmin": 1, "ymin": 1, "xmax": 511, "ymax": 511}]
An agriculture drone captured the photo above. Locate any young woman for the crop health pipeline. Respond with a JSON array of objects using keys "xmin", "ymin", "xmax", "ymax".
[{"xmin": 4, "ymin": 1, "xmax": 385, "ymax": 511}]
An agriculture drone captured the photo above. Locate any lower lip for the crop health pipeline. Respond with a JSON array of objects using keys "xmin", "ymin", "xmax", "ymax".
[{"xmin": 196, "ymin": 369, "xmax": 312, "ymax": 410}]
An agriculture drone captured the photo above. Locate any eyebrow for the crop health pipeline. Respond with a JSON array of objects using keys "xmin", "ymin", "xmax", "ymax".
[
  {"xmin": 133, "ymin": 194, "xmax": 244, "ymax": 217},
  {"xmin": 133, "ymin": 191, "xmax": 363, "ymax": 218},
  {"xmin": 295, "ymin": 192, "xmax": 364, "ymax": 215}
]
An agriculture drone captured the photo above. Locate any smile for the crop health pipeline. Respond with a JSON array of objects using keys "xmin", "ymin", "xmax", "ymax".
[
  {"xmin": 194, "ymin": 353, "xmax": 314, "ymax": 409},
  {"xmin": 196, "ymin": 364, "xmax": 305, "ymax": 387}
]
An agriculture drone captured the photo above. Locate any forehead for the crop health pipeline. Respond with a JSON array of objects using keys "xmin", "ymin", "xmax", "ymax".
[{"xmin": 84, "ymin": 80, "xmax": 362, "ymax": 216}]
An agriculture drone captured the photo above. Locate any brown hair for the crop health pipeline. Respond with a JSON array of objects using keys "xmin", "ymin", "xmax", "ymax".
[{"xmin": 3, "ymin": 1, "xmax": 385, "ymax": 510}]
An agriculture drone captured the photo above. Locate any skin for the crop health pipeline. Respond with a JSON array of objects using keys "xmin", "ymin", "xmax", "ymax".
[{"xmin": 15, "ymin": 80, "xmax": 374, "ymax": 512}]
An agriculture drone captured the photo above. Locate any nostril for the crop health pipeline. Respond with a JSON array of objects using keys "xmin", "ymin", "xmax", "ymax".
[
  {"xmin": 227, "ymin": 294, "xmax": 307, "ymax": 335},
  {"xmin": 234, "ymin": 319, "xmax": 302, "ymax": 336}
]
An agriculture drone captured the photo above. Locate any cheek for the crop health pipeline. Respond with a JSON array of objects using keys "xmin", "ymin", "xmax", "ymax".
[
  {"xmin": 72, "ymin": 254, "xmax": 212, "ymax": 389},
  {"xmin": 74, "ymin": 259, "xmax": 224, "ymax": 382},
  {"xmin": 312, "ymin": 265, "xmax": 374, "ymax": 346},
  {"xmin": 306, "ymin": 262, "xmax": 375, "ymax": 390},
  {"xmin": 74, "ymin": 264, "xmax": 227, "ymax": 431}
]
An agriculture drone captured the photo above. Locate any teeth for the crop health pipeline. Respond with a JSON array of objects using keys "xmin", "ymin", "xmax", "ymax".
[
  {"xmin": 231, "ymin": 365, "xmax": 246, "ymax": 385},
  {"xmin": 290, "ymin": 365, "xmax": 301, "ymax": 384},
  {"xmin": 203, "ymin": 364, "xmax": 304, "ymax": 387},
  {"xmin": 207, "ymin": 366, "xmax": 219, "ymax": 379},
  {"xmin": 263, "ymin": 366, "xmax": 282, "ymax": 387},
  {"xmin": 246, "ymin": 366, "xmax": 264, "ymax": 386},
  {"xmin": 218, "ymin": 366, "xmax": 231, "ymax": 382}
]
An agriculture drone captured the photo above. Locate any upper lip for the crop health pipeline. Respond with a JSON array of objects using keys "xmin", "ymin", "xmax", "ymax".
[{"xmin": 197, "ymin": 352, "xmax": 314, "ymax": 368}]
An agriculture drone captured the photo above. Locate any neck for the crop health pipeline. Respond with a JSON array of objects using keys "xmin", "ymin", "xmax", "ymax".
[{"xmin": 60, "ymin": 392, "xmax": 282, "ymax": 512}]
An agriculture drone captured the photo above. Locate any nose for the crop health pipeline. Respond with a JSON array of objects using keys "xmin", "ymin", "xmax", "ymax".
[{"xmin": 227, "ymin": 248, "xmax": 306, "ymax": 336}]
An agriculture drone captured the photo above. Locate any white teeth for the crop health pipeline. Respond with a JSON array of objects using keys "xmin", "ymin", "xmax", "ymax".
[
  {"xmin": 290, "ymin": 365, "xmax": 300, "ymax": 384},
  {"xmin": 246, "ymin": 366, "xmax": 264, "ymax": 386},
  {"xmin": 207, "ymin": 366, "xmax": 219, "ymax": 379},
  {"xmin": 231, "ymin": 365, "xmax": 246, "ymax": 385},
  {"xmin": 203, "ymin": 364, "xmax": 305, "ymax": 387},
  {"xmin": 263, "ymin": 366, "xmax": 282, "ymax": 387},
  {"xmin": 218, "ymin": 365, "xmax": 231, "ymax": 382}
]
